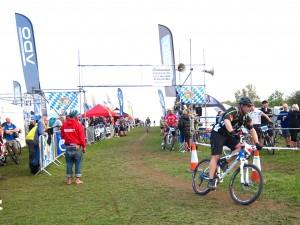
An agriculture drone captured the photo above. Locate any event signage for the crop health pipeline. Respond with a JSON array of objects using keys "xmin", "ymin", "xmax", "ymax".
[
  {"xmin": 157, "ymin": 89, "xmax": 166, "ymax": 116},
  {"xmin": 15, "ymin": 13, "xmax": 41, "ymax": 93},
  {"xmin": 152, "ymin": 66, "xmax": 172, "ymax": 86},
  {"xmin": 117, "ymin": 88, "xmax": 124, "ymax": 115},
  {"xmin": 158, "ymin": 24, "xmax": 176, "ymax": 85}
]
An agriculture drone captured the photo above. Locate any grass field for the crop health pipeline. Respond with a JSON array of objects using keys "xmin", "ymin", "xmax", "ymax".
[{"xmin": 0, "ymin": 127, "xmax": 300, "ymax": 225}]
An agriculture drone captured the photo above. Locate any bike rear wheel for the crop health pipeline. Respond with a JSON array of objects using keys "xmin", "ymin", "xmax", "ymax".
[
  {"xmin": 229, "ymin": 164, "xmax": 263, "ymax": 205},
  {"xmin": 192, "ymin": 159, "xmax": 211, "ymax": 195}
]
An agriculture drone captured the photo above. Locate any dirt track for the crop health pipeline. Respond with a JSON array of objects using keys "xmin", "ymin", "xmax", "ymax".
[{"xmin": 124, "ymin": 132, "xmax": 300, "ymax": 213}]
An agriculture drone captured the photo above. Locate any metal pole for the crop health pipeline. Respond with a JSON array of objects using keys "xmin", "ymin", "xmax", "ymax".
[
  {"xmin": 203, "ymin": 49, "xmax": 207, "ymax": 127},
  {"xmin": 78, "ymin": 50, "xmax": 82, "ymax": 114}
]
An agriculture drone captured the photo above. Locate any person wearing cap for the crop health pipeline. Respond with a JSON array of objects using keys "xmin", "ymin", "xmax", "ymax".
[
  {"xmin": 260, "ymin": 100, "xmax": 274, "ymax": 139},
  {"xmin": 61, "ymin": 110, "xmax": 86, "ymax": 185},
  {"xmin": 207, "ymin": 97, "xmax": 262, "ymax": 190}
]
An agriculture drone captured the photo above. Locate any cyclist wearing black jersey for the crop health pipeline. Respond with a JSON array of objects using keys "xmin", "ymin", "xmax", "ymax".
[{"xmin": 208, "ymin": 97, "xmax": 262, "ymax": 190}]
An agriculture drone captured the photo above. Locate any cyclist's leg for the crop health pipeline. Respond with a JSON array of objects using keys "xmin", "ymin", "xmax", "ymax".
[{"xmin": 208, "ymin": 131, "xmax": 225, "ymax": 188}]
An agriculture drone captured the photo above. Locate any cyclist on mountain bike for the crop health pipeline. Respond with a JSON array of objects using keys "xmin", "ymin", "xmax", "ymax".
[
  {"xmin": 208, "ymin": 97, "xmax": 262, "ymax": 190},
  {"xmin": 249, "ymin": 105, "xmax": 273, "ymax": 146},
  {"xmin": 161, "ymin": 109, "xmax": 178, "ymax": 147}
]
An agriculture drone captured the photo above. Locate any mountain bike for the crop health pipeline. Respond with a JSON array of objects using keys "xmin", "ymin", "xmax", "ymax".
[
  {"xmin": 260, "ymin": 125, "xmax": 275, "ymax": 154},
  {"xmin": 162, "ymin": 127, "xmax": 177, "ymax": 151},
  {"xmin": 3, "ymin": 139, "xmax": 21, "ymax": 164},
  {"xmin": 192, "ymin": 139, "xmax": 263, "ymax": 205}
]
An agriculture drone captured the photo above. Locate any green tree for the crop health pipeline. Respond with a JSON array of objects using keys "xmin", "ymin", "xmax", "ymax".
[
  {"xmin": 267, "ymin": 90, "xmax": 284, "ymax": 107},
  {"xmin": 286, "ymin": 90, "xmax": 300, "ymax": 106},
  {"xmin": 234, "ymin": 84, "xmax": 260, "ymax": 105}
]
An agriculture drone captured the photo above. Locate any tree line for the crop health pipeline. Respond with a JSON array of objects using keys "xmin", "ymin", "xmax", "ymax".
[{"xmin": 222, "ymin": 84, "xmax": 300, "ymax": 107}]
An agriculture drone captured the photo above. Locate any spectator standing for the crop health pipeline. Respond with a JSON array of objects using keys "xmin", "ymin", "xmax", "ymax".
[
  {"xmin": 277, "ymin": 103, "xmax": 291, "ymax": 147},
  {"xmin": 25, "ymin": 116, "xmax": 39, "ymax": 174},
  {"xmin": 61, "ymin": 110, "xmax": 86, "ymax": 185},
  {"xmin": 287, "ymin": 104, "xmax": 300, "ymax": 147},
  {"xmin": 159, "ymin": 116, "xmax": 165, "ymax": 136},
  {"xmin": 33, "ymin": 115, "xmax": 47, "ymax": 173},
  {"xmin": 178, "ymin": 109, "xmax": 192, "ymax": 151}
]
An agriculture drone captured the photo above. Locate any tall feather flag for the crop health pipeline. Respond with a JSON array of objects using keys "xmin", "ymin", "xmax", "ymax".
[
  {"xmin": 13, "ymin": 81, "xmax": 22, "ymax": 106},
  {"xmin": 158, "ymin": 24, "xmax": 176, "ymax": 97},
  {"xmin": 117, "ymin": 88, "xmax": 124, "ymax": 115},
  {"xmin": 157, "ymin": 89, "xmax": 166, "ymax": 116},
  {"xmin": 15, "ymin": 13, "xmax": 41, "ymax": 93},
  {"xmin": 106, "ymin": 95, "xmax": 114, "ymax": 110},
  {"xmin": 127, "ymin": 100, "xmax": 134, "ymax": 118}
]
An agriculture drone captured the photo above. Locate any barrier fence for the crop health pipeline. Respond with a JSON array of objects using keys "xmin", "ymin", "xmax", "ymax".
[
  {"xmin": 36, "ymin": 125, "xmax": 116, "ymax": 175},
  {"xmin": 194, "ymin": 125, "xmax": 300, "ymax": 151}
]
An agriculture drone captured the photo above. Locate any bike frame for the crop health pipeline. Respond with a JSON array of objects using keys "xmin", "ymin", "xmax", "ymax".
[{"xmin": 216, "ymin": 142, "xmax": 254, "ymax": 183}]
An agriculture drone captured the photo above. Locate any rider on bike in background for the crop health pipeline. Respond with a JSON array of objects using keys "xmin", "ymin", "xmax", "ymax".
[
  {"xmin": 145, "ymin": 117, "xmax": 151, "ymax": 133},
  {"xmin": 208, "ymin": 97, "xmax": 262, "ymax": 190},
  {"xmin": 249, "ymin": 105, "xmax": 273, "ymax": 146},
  {"xmin": 161, "ymin": 109, "xmax": 178, "ymax": 147},
  {"xmin": 260, "ymin": 100, "xmax": 274, "ymax": 140}
]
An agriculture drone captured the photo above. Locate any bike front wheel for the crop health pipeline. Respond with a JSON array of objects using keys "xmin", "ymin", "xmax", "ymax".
[
  {"xmin": 264, "ymin": 136, "xmax": 275, "ymax": 155},
  {"xmin": 229, "ymin": 164, "xmax": 263, "ymax": 205},
  {"xmin": 192, "ymin": 159, "xmax": 211, "ymax": 195}
]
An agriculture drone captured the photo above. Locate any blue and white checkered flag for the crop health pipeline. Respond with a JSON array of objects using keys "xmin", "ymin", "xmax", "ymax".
[
  {"xmin": 176, "ymin": 86, "xmax": 205, "ymax": 104},
  {"xmin": 45, "ymin": 92, "xmax": 79, "ymax": 116}
]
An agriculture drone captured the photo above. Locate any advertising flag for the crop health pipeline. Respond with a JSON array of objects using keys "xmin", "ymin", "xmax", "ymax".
[
  {"xmin": 117, "ymin": 88, "xmax": 124, "ymax": 115},
  {"xmin": 158, "ymin": 89, "xmax": 166, "ymax": 116},
  {"xmin": 158, "ymin": 24, "xmax": 176, "ymax": 96},
  {"xmin": 15, "ymin": 13, "xmax": 41, "ymax": 93},
  {"xmin": 13, "ymin": 81, "xmax": 22, "ymax": 106}
]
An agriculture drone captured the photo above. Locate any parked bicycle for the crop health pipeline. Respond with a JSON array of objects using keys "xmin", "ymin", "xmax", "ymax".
[
  {"xmin": 2, "ymin": 139, "xmax": 21, "ymax": 164},
  {"xmin": 192, "ymin": 137, "xmax": 263, "ymax": 205}
]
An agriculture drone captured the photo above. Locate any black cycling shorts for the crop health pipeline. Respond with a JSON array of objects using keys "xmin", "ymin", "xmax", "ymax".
[{"xmin": 210, "ymin": 130, "xmax": 240, "ymax": 155}]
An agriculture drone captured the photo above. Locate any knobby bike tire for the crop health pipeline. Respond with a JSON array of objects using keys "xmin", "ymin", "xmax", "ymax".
[
  {"xmin": 229, "ymin": 163, "xmax": 263, "ymax": 205},
  {"xmin": 169, "ymin": 135, "xmax": 176, "ymax": 151},
  {"xmin": 264, "ymin": 136, "xmax": 275, "ymax": 155},
  {"xmin": 192, "ymin": 159, "xmax": 211, "ymax": 196},
  {"xmin": 7, "ymin": 145, "xmax": 20, "ymax": 164}
]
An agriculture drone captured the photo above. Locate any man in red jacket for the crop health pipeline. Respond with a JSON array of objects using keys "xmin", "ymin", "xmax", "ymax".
[{"xmin": 61, "ymin": 110, "xmax": 86, "ymax": 185}]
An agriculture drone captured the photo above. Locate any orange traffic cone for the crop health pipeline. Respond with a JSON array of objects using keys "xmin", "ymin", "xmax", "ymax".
[
  {"xmin": 189, "ymin": 143, "xmax": 199, "ymax": 172},
  {"xmin": 251, "ymin": 150, "xmax": 262, "ymax": 182}
]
